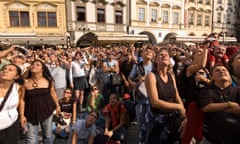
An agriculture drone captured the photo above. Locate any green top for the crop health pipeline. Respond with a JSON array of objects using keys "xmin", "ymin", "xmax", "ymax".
[{"xmin": 86, "ymin": 93, "xmax": 104, "ymax": 112}]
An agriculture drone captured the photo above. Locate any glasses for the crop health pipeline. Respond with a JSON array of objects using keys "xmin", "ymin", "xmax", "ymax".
[{"xmin": 64, "ymin": 91, "xmax": 71, "ymax": 94}]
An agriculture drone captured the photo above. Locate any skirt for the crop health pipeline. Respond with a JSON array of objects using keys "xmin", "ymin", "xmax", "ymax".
[{"xmin": 73, "ymin": 76, "xmax": 89, "ymax": 90}]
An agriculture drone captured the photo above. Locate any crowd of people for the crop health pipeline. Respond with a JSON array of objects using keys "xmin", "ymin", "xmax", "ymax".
[{"xmin": 0, "ymin": 33, "xmax": 240, "ymax": 144}]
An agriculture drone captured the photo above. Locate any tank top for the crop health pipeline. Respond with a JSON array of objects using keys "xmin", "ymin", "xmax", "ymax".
[
  {"xmin": 24, "ymin": 88, "xmax": 56, "ymax": 125},
  {"xmin": 151, "ymin": 72, "xmax": 177, "ymax": 114},
  {"xmin": 0, "ymin": 83, "xmax": 19, "ymax": 130}
]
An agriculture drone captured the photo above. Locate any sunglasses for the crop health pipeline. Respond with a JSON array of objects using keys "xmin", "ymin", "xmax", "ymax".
[{"xmin": 64, "ymin": 91, "xmax": 71, "ymax": 94}]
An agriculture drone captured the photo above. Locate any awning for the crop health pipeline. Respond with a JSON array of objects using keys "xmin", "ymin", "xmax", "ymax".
[
  {"xmin": 175, "ymin": 36, "xmax": 206, "ymax": 42},
  {"xmin": 97, "ymin": 33, "xmax": 148, "ymax": 41},
  {"xmin": 0, "ymin": 34, "xmax": 67, "ymax": 45},
  {"xmin": 218, "ymin": 36, "xmax": 237, "ymax": 42}
]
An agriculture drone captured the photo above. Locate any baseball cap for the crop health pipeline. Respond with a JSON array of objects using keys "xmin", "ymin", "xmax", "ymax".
[{"xmin": 123, "ymin": 93, "xmax": 130, "ymax": 99}]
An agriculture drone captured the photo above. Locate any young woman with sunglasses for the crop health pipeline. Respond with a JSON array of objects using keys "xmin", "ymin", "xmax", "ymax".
[{"xmin": 52, "ymin": 88, "xmax": 77, "ymax": 143}]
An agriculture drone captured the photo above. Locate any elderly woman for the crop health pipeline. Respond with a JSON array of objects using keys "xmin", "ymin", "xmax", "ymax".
[
  {"xmin": 198, "ymin": 64, "xmax": 240, "ymax": 143},
  {"xmin": 145, "ymin": 48, "xmax": 187, "ymax": 144}
]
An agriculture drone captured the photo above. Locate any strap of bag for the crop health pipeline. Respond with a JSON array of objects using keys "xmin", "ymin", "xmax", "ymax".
[
  {"xmin": 137, "ymin": 62, "xmax": 145, "ymax": 76},
  {"xmin": 0, "ymin": 83, "xmax": 14, "ymax": 112}
]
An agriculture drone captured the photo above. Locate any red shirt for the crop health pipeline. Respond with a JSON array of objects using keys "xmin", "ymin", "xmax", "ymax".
[
  {"xmin": 103, "ymin": 102, "xmax": 125, "ymax": 128},
  {"xmin": 209, "ymin": 54, "xmax": 229, "ymax": 66}
]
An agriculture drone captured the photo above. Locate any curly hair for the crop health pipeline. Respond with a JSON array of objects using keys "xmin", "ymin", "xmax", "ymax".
[{"xmin": 26, "ymin": 60, "xmax": 54, "ymax": 87}]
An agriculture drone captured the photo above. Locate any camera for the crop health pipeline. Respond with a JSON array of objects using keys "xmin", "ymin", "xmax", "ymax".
[{"xmin": 53, "ymin": 114, "xmax": 67, "ymax": 125}]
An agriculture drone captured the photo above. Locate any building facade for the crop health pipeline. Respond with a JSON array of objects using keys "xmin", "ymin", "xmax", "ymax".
[
  {"xmin": 237, "ymin": 1, "xmax": 240, "ymax": 41},
  {"xmin": 129, "ymin": 0, "xmax": 213, "ymax": 44},
  {"xmin": 0, "ymin": 0, "xmax": 67, "ymax": 48},
  {"xmin": 212, "ymin": 0, "xmax": 238, "ymax": 37},
  {"xmin": 129, "ymin": 0, "xmax": 185, "ymax": 44},
  {"xmin": 66, "ymin": 0, "xmax": 147, "ymax": 47}
]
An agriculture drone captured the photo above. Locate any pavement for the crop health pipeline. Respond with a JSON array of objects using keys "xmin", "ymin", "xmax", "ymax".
[
  {"xmin": 126, "ymin": 122, "xmax": 139, "ymax": 144},
  {"xmin": 18, "ymin": 122, "xmax": 139, "ymax": 144}
]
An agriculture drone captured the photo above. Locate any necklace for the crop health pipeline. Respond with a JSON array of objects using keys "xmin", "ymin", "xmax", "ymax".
[{"xmin": 32, "ymin": 79, "xmax": 38, "ymax": 88}]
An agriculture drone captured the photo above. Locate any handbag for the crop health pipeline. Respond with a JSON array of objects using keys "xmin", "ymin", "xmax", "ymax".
[
  {"xmin": 110, "ymin": 73, "xmax": 122, "ymax": 85},
  {"xmin": 159, "ymin": 115, "xmax": 183, "ymax": 143}
]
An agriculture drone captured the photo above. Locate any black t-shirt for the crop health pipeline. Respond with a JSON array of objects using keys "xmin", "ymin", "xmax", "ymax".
[
  {"xmin": 198, "ymin": 84, "xmax": 240, "ymax": 143},
  {"xmin": 59, "ymin": 98, "xmax": 75, "ymax": 113}
]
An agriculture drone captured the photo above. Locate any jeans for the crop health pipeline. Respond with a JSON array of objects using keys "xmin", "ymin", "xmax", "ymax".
[
  {"xmin": 25, "ymin": 114, "xmax": 53, "ymax": 144},
  {"xmin": 135, "ymin": 103, "xmax": 149, "ymax": 143}
]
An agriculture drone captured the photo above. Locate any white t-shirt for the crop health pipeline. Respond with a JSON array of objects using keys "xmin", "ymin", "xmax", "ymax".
[{"xmin": 0, "ymin": 83, "xmax": 19, "ymax": 130}]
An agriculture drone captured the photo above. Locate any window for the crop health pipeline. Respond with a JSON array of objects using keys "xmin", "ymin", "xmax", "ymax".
[
  {"xmin": 188, "ymin": 13, "xmax": 194, "ymax": 24},
  {"xmin": 205, "ymin": 15, "xmax": 210, "ymax": 26},
  {"xmin": 76, "ymin": 7, "xmax": 85, "ymax": 21},
  {"xmin": 217, "ymin": 12, "xmax": 221, "ymax": 23},
  {"xmin": 226, "ymin": 13, "xmax": 231, "ymax": 24},
  {"xmin": 205, "ymin": 0, "xmax": 210, "ymax": 5},
  {"xmin": 151, "ymin": 9, "xmax": 157, "ymax": 22},
  {"xmin": 9, "ymin": 11, "xmax": 30, "ymax": 27},
  {"xmin": 198, "ymin": 0, "xmax": 203, "ymax": 4},
  {"xmin": 115, "ymin": 10, "xmax": 123, "ymax": 24},
  {"xmin": 197, "ymin": 14, "xmax": 202, "ymax": 25},
  {"xmin": 227, "ymin": 0, "xmax": 232, "ymax": 5},
  {"xmin": 97, "ymin": 8, "xmax": 105, "ymax": 22},
  {"xmin": 138, "ymin": 8, "xmax": 145, "ymax": 21},
  {"xmin": 189, "ymin": 0, "xmax": 195, "ymax": 2},
  {"xmin": 162, "ymin": 10, "xmax": 168, "ymax": 24},
  {"xmin": 217, "ymin": 0, "xmax": 222, "ymax": 4},
  {"xmin": 173, "ymin": 12, "xmax": 179, "ymax": 25},
  {"xmin": 37, "ymin": 12, "xmax": 57, "ymax": 27}
]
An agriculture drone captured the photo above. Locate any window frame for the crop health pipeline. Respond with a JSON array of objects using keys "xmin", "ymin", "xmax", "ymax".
[
  {"xmin": 162, "ymin": 10, "xmax": 169, "ymax": 24},
  {"xmin": 76, "ymin": 6, "xmax": 86, "ymax": 22},
  {"xmin": 188, "ymin": 12, "xmax": 194, "ymax": 25},
  {"xmin": 37, "ymin": 11, "xmax": 57, "ymax": 27},
  {"xmin": 115, "ymin": 10, "xmax": 123, "ymax": 24},
  {"xmin": 217, "ymin": 12, "xmax": 221, "ymax": 23},
  {"xmin": 173, "ymin": 12, "xmax": 179, "ymax": 25},
  {"xmin": 205, "ymin": 15, "xmax": 210, "ymax": 26},
  {"xmin": 138, "ymin": 7, "xmax": 145, "ymax": 22},
  {"xmin": 197, "ymin": 14, "xmax": 202, "ymax": 26},
  {"xmin": 97, "ymin": 8, "xmax": 105, "ymax": 23},
  {"xmin": 151, "ymin": 9, "xmax": 157, "ymax": 22},
  {"xmin": 9, "ymin": 10, "xmax": 30, "ymax": 27}
]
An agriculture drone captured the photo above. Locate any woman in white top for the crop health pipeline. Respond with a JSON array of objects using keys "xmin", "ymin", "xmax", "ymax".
[
  {"xmin": 69, "ymin": 52, "xmax": 89, "ymax": 112},
  {"xmin": 0, "ymin": 64, "xmax": 24, "ymax": 144}
]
